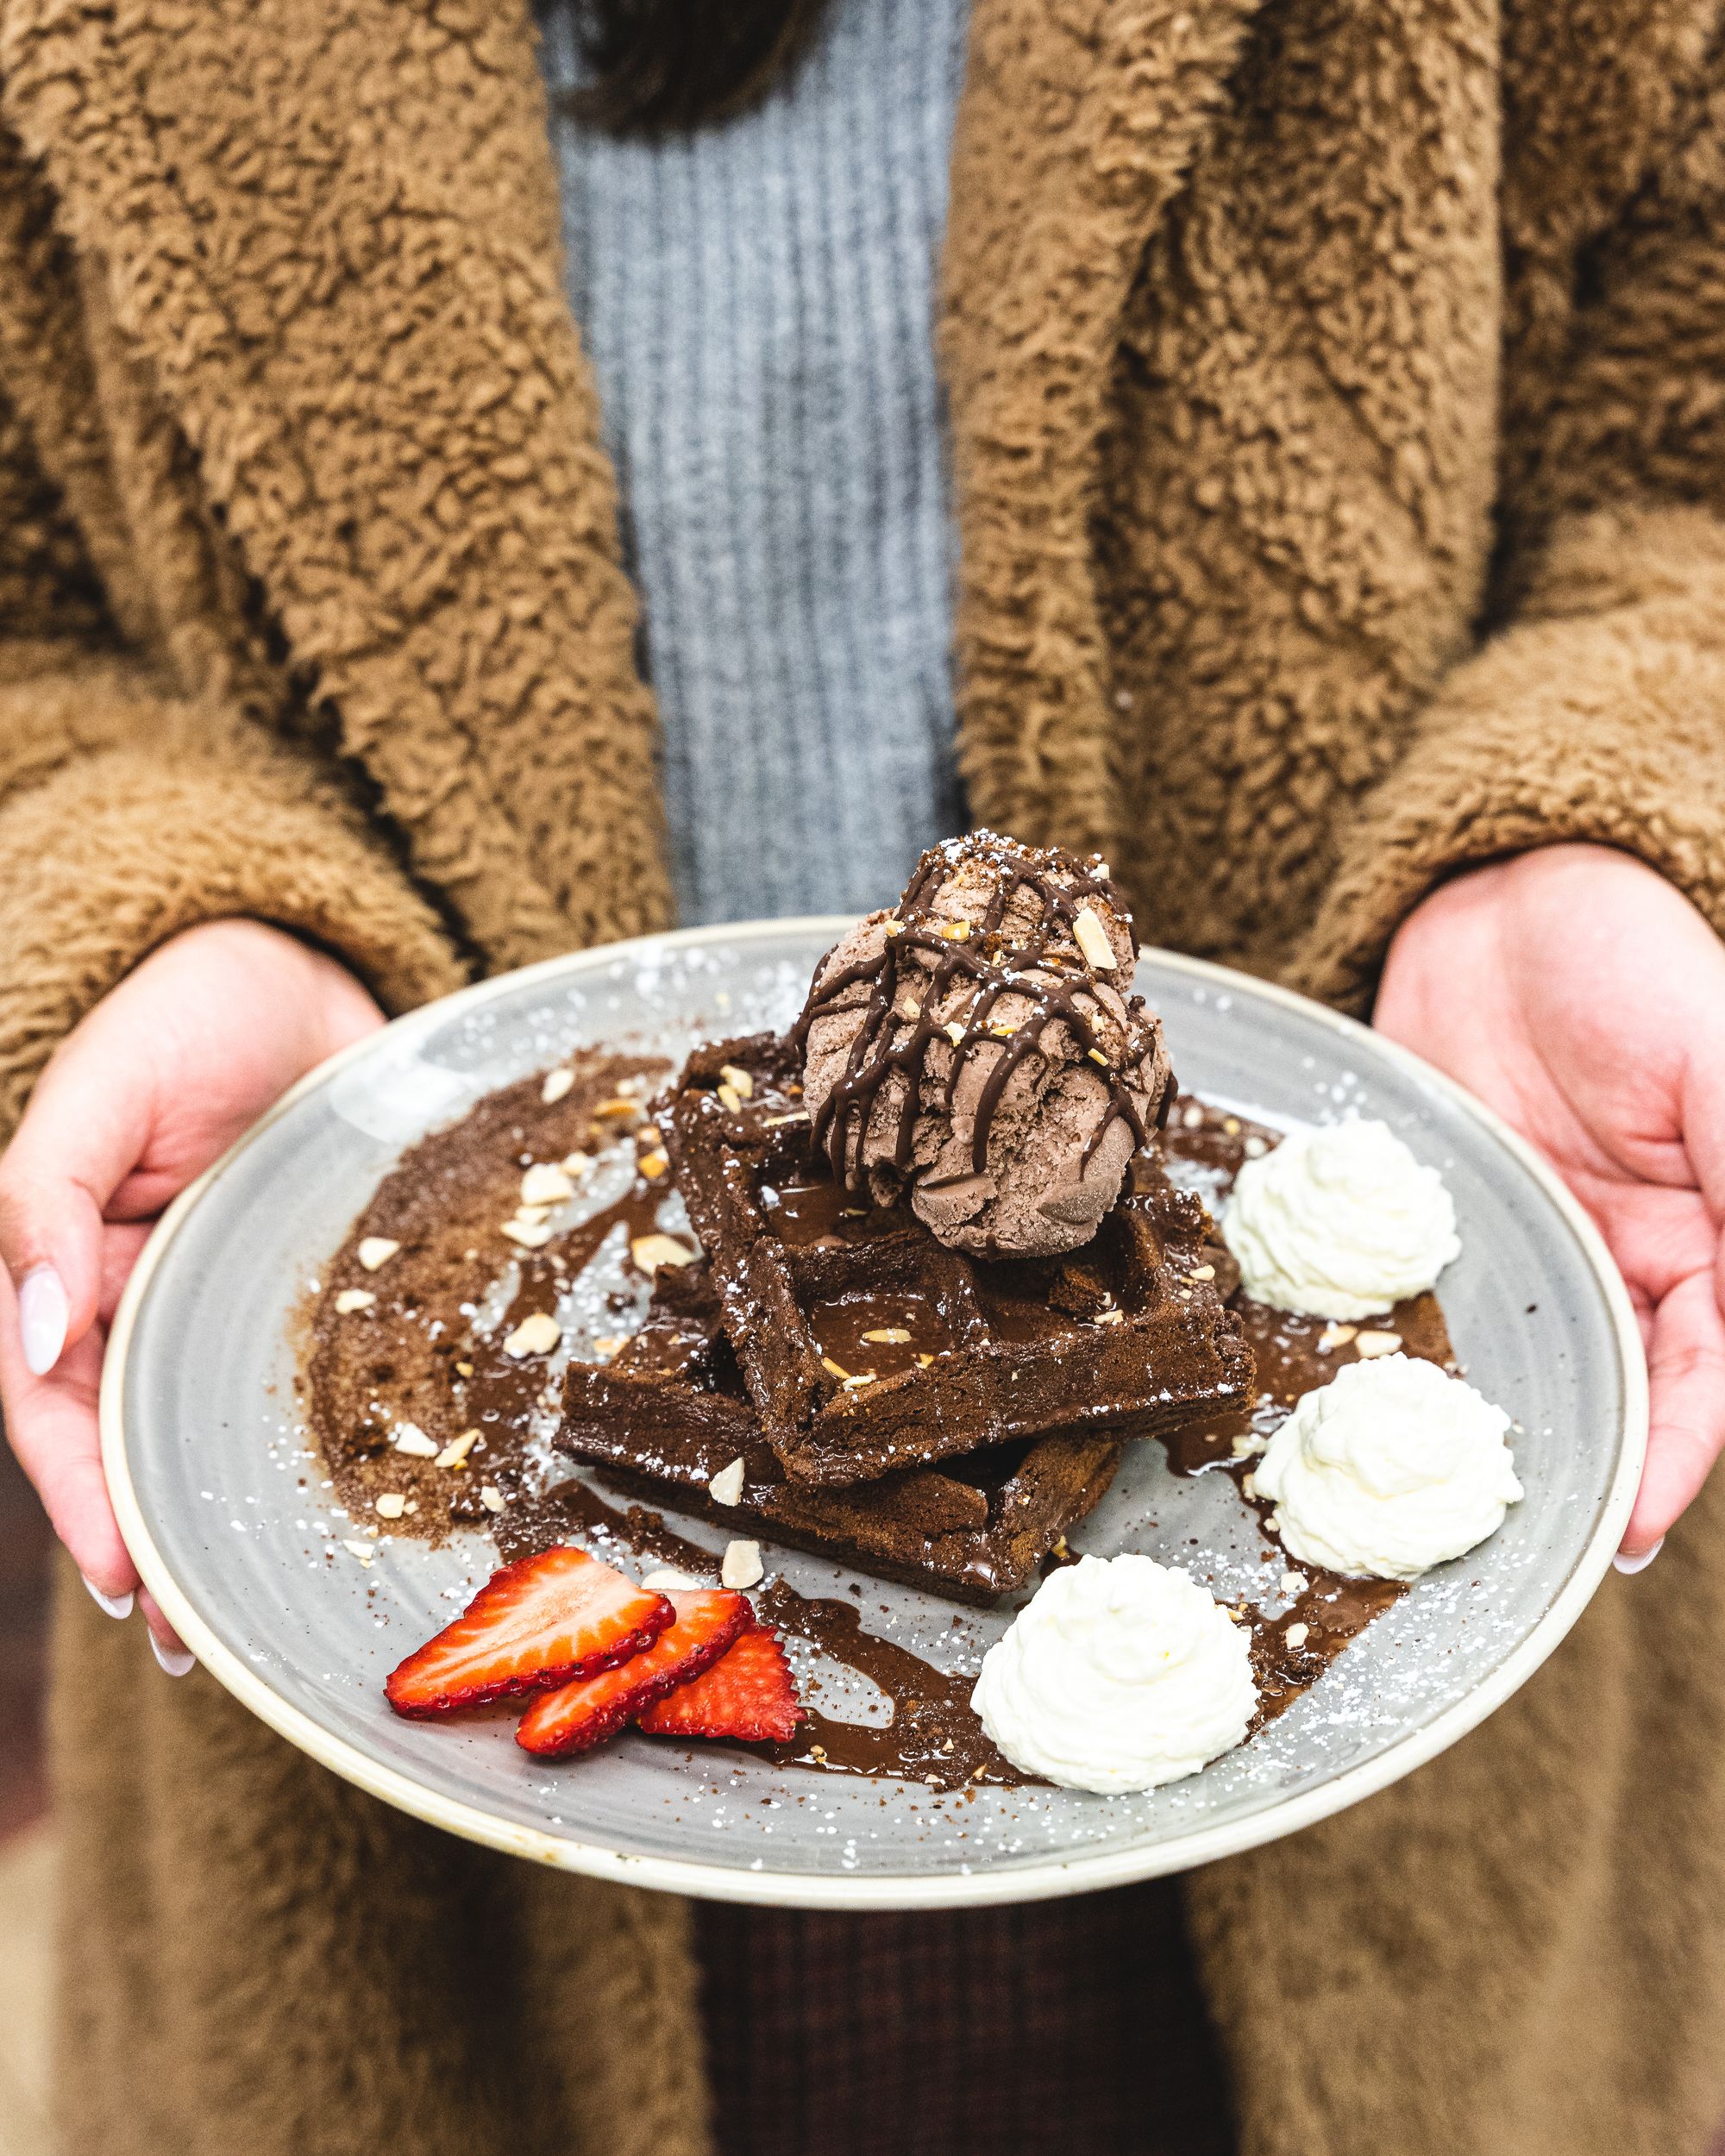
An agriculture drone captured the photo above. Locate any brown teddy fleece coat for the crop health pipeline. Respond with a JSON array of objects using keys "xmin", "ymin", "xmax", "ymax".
[{"xmin": 3, "ymin": 0, "xmax": 1725, "ymax": 2150}]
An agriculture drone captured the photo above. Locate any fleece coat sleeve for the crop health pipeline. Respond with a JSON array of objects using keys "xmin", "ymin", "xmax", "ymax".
[
  {"xmin": 1294, "ymin": 89, "xmax": 1725, "ymax": 1010},
  {"xmin": 0, "ymin": 670, "xmax": 469, "ymax": 1127},
  {"xmin": 0, "ymin": 408, "xmax": 465, "ymax": 1130}
]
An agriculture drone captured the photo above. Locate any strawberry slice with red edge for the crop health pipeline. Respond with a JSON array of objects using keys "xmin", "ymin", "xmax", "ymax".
[
  {"xmin": 638, "ymin": 1622, "xmax": 804, "ymax": 1745},
  {"xmin": 386, "ymin": 1545, "xmax": 673, "ymax": 1718},
  {"xmin": 516, "ymin": 1589, "xmax": 751, "ymax": 1758}
]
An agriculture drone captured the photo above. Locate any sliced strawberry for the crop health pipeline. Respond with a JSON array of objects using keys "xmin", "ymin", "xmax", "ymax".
[
  {"xmin": 516, "ymin": 1589, "xmax": 751, "ymax": 1758},
  {"xmin": 638, "ymin": 1623, "xmax": 803, "ymax": 1745},
  {"xmin": 386, "ymin": 1546, "xmax": 673, "ymax": 1718}
]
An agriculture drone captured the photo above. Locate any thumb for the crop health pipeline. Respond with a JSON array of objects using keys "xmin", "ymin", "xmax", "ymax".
[{"xmin": 0, "ymin": 1026, "xmax": 158, "ymax": 1374}]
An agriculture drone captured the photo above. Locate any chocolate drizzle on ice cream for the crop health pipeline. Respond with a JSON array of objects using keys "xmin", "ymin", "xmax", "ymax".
[{"xmin": 795, "ymin": 833, "xmax": 1176, "ymax": 1257}]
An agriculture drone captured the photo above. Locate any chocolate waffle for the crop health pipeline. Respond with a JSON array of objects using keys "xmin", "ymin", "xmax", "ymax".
[
  {"xmin": 555, "ymin": 1264, "xmax": 1123, "ymax": 1603},
  {"xmin": 661, "ymin": 1032, "xmax": 1252, "ymax": 1487}
]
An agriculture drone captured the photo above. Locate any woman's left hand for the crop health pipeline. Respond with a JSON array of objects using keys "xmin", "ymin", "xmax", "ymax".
[{"xmin": 1375, "ymin": 842, "xmax": 1725, "ymax": 1564}]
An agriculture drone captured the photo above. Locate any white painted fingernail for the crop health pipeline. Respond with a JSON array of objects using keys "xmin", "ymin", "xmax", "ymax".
[
  {"xmin": 149, "ymin": 1633, "xmax": 195, "ymax": 1678},
  {"xmin": 17, "ymin": 1263, "xmax": 68, "ymax": 1376},
  {"xmin": 83, "ymin": 1575, "xmax": 134, "ymax": 1621},
  {"xmin": 1613, "ymin": 1537, "xmax": 1665, "ymax": 1576}
]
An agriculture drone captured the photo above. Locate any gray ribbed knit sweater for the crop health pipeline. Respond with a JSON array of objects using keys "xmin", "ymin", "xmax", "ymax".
[{"xmin": 538, "ymin": 0, "xmax": 971, "ymax": 925}]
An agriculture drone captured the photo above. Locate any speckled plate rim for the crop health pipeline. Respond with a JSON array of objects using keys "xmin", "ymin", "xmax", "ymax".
[{"xmin": 101, "ymin": 921, "xmax": 1647, "ymax": 1908}]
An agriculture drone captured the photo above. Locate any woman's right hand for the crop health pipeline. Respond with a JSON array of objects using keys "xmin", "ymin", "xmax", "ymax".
[{"xmin": 0, "ymin": 919, "xmax": 385, "ymax": 1666}]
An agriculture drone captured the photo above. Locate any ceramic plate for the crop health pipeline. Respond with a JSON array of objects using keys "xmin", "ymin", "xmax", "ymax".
[{"xmin": 103, "ymin": 923, "xmax": 1645, "ymax": 1907}]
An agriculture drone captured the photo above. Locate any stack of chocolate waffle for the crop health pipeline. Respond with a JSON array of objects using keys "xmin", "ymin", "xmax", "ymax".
[{"xmin": 556, "ymin": 1033, "xmax": 1253, "ymax": 1604}]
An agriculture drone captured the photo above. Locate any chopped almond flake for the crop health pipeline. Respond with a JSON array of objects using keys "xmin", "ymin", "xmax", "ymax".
[
  {"xmin": 938, "ymin": 919, "xmax": 971, "ymax": 941},
  {"xmin": 842, "ymin": 1371, "xmax": 877, "ymax": 1389},
  {"xmin": 883, "ymin": 920, "xmax": 904, "ymax": 937},
  {"xmin": 1280, "ymin": 1571, "xmax": 1309, "ymax": 1595},
  {"xmin": 1354, "ymin": 1330, "xmax": 1402, "ymax": 1358},
  {"xmin": 392, "ymin": 1424, "xmax": 439, "ymax": 1458},
  {"xmin": 373, "ymin": 1492, "xmax": 406, "ymax": 1520},
  {"xmin": 1092, "ymin": 1308, "xmax": 1126, "ymax": 1326},
  {"xmin": 763, "ymin": 1110, "xmax": 806, "ymax": 1127},
  {"xmin": 861, "ymin": 1326, "xmax": 913, "ymax": 1344},
  {"xmin": 1285, "ymin": 1622, "xmax": 1310, "ymax": 1649},
  {"xmin": 708, "ymin": 1456, "xmax": 747, "ymax": 1507},
  {"xmin": 503, "ymin": 1312, "xmax": 562, "ymax": 1358},
  {"xmin": 915, "ymin": 1352, "xmax": 934, "ymax": 1368},
  {"xmin": 455, "ymin": 1361, "xmax": 474, "ymax": 1377},
  {"xmin": 357, "ymin": 1237, "xmax": 399, "ymax": 1271},
  {"xmin": 334, "ymin": 1288, "xmax": 375, "ymax": 1314},
  {"xmin": 1072, "ymin": 905, "xmax": 1118, "ymax": 969},
  {"xmin": 716, "ymin": 1083, "xmax": 742, "ymax": 1112},
  {"xmin": 520, "ymin": 1162, "xmax": 574, "ymax": 1206},
  {"xmin": 898, "ymin": 999, "xmax": 921, "ymax": 1020},
  {"xmin": 436, "ymin": 1430, "xmax": 479, "ymax": 1469},
  {"xmin": 643, "ymin": 1566, "xmax": 703, "ymax": 1591},
  {"xmin": 1317, "ymin": 1323, "xmax": 1358, "ymax": 1351},
  {"xmin": 821, "ymin": 1357, "xmax": 851, "ymax": 1381},
  {"xmin": 718, "ymin": 1064, "xmax": 755, "ymax": 1099},
  {"xmin": 479, "ymin": 1484, "xmax": 505, "ymax": 1514},
  {"xmin": 502, "ymin": 1219, "xmax": 554, "ymax": 1249},
  {"xmin": 630, "ymin": 1233, "xmax": 696, "ymax": 1275},
  {"xmin": 638, "ymin": 1150, "xmax": 670, "ymax": 1179},
  {"xmin": 721, "ymin": 1539, "xmax": 764, "ymax": 1589},
  {"xmin": 1087, "ymin": 1048, "xmax": 1110, "ymax": 1067},
  {"xmin": 1190, "ymin": 1263, "xmax": 1215, "ymax": 1280},
  {"xmin": 542, "ymin": 1068, "xmax": 574, "ymax": 1105},
  {"xmin": 561, "ymin": 1150, "xmax": 592, "ymax": 1175},
  {"xmin": 944, "ymin": 1021, "xmax": 967, "ymax": 1046},
  {"xmin": 1222, "ymin": 1117, "xmax": 1241, "ymax": 1135},
  {"xmin": 342, "ymin": 1539, "xmax": 374, "ymax": 1564},
  {"xmin": 594, "ymin": 1096, "xmax": 643, "ymax": 1121}
]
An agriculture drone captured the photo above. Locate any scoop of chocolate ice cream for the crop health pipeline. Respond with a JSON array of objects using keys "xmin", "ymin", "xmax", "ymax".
[{"xmin": 796, "ymin": 832, "xmax": 1175, "ymax": 1257}]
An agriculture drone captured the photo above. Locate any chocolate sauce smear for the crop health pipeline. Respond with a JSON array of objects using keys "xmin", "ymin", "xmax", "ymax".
[
  {"xmin": 1152, "ymin": 1100, "xmax": 1447, "ymax": 1724},
  {"xmin": 499, "ymin": 1477, "xmax": 1021, "ymax": 1787},
  {"xmin": 794, "ymin": 834, "xmax": 1176, "ymax": 1190}
]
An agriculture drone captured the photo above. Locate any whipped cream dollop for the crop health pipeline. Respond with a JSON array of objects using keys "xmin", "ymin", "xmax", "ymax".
[
  {"xmin": 1222, "ymin": 1118, "xmax": 1460, "ymax": 1319},
  {"xmin": 969, "ymin": 1553, "xmax": 1257, "ymax": 1793},
  {"xmin": 1253, "ymin": 1353, "xmax": 1523, "ymax": 1581}
]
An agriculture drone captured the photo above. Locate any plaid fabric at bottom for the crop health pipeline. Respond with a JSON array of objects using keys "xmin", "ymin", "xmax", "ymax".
[{"xmin": 698, "ymin": 1879, "xmax": 1234, "ymax": 2156}]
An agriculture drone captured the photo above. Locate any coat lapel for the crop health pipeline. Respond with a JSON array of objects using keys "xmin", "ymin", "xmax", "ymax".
[
  {"xmin": 1, "ymin": 0, "xmax": 672, "ymax": 963},
  {"xmin": 942, "ymin": 0, "xmax": 1270, "ymax": 862}
]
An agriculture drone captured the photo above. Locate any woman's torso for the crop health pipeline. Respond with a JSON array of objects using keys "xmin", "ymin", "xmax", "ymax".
[{"xmin": 541, "ymin": 0, "xmax": 970, "ymax": 924}]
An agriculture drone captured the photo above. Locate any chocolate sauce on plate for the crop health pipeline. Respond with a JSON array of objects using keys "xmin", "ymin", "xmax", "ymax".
[{"xmin": 499, "ymin": 1476, "xmax": 1021, "ymax": 1786}]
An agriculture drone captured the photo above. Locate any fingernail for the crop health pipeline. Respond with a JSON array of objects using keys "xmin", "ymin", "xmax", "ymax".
[
  {"xmin": 1614, "ymin": 1537, "xmax": 1665, "ymax": 1576},
  {"xmin": 149, "ymin": 1633, "xmax": 195, "ymax": 1678},
  {"xmin": 17, "ymin": 1263, "xmax": 68, "ymax": 1376},
  {"xmin": 83, "ymin": 1575, "xmax": 134, "ymax": 1621}
]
